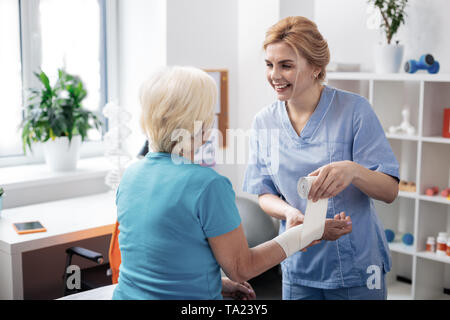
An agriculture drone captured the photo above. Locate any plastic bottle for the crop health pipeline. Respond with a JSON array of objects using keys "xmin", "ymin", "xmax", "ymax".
[
  {"xmin": 447, "ymin": 238, "xmax": 450, "ymax": 257},
  {"xmin": 436, "ymin": 232, "xmax": 448, "ymax": 256},
  {"xmin": 426, "ymin": 237, "xmax": 436, "ymax": 252}
]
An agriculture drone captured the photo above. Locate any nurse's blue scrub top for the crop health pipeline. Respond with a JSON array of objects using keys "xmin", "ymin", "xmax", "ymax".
[{"xmin": 243, "ymin": 85, "xmax": 399, "ymax": 289}]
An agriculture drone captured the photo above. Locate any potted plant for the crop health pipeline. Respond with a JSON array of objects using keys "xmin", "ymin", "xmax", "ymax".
[
  {"xmin": 368, "ymin": 0, "xmax": 408, "ymax": 73},
  {"xmin": 21, "ymin": 69, "xmax": 103, "ymax": 172}
]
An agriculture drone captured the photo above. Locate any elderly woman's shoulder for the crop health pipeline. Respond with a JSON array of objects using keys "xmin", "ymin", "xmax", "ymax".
[{"xmin": 186, "ymin": 165, "xmax": 234, "ymax": 193}]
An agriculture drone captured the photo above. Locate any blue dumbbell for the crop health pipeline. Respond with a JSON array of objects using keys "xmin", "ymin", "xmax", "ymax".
[
  {"xmin": 384, "ymin": 229, "xmax": 414, "ymax": 246},
  {"xmin": 404, "ymin": 54, "xmax": 440, "ymax": 74}
]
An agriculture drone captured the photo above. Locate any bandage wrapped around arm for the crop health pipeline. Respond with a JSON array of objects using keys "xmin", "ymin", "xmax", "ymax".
[{"xmin": 273, "ymin": 224, "xmax": 305, "ymax": 258}]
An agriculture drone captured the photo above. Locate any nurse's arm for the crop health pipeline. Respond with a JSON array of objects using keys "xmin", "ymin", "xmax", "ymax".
[
  {"xmin": 258, "ymin": 193, "xmax": 304, "ymax": 228},
  {"xmin": 351, "ymin": 162, "xmax": 399, "ymax": 204},
  {"xmin": 208, "ymin": 224, "xmax": 286, "ymax": 283},
  {"xmin": 309, "ymin": 161, "xmax": 398, "ymax": 204}
]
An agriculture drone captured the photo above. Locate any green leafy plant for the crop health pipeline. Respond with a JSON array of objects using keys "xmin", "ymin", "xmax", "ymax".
[
  {"xmin": 369, "ymin": 0, "xmax": 408, "ymax": 44},
  {"xmin": 0, "ymin": 187, "xmax": 4, "ymax": 197},
  {"xmin": 21, "ymin": 69, "xmax": 103, "ymax": 153}
]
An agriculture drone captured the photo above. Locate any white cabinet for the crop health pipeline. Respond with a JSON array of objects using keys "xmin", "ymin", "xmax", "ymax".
[{"xmin": 327, "ymin": 72, "xmax": 450, "ymax": 300}]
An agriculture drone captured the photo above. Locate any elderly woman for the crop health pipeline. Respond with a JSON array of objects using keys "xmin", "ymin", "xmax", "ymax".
[{"xmin": 112, "ymin": 66, "xmax": 352, "ymax": 300}]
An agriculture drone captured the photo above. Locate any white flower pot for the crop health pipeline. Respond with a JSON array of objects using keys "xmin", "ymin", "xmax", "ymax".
[
  {"xmin": 43, "ymin": 135, "xmax": 82, "ymax": 172},
  {"xmin": 374, "ymin": 44, "xmax": 404, "ymax": 73}
]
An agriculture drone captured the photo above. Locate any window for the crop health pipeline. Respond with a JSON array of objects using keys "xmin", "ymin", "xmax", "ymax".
[
  {"xmin": 0, "ymin": 0, "xmax": 23, "ymax": 157},
  {"xmin": 0, "ymin": 0, "xmax": 111, "ymax": 164}
]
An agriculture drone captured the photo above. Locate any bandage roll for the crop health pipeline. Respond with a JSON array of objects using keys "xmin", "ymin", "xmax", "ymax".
[
  {"xmin": 297, "ymin": 176, "xmax": 328, "ymax": 249},
  {"xmin": 297, "ymin": 176, "xmax": 316, "ymax": 199},
  {"xmin": 275, "ymin": 176, "xmax": 328, "ymax": 258}
]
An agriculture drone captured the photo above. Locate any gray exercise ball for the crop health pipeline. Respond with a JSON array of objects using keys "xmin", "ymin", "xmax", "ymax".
[{"xmin": 235, "ymin": 197, "xmax": 278, "ymax": 248}]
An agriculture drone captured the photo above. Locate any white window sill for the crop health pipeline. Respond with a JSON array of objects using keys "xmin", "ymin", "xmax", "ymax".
[{"xmin": 0, "ymin": 157, "xmax": 113, "ymax": 191}]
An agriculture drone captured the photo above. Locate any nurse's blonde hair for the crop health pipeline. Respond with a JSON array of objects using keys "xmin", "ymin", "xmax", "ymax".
[
  {"xmin": 263, "ymin": 16, "xmax": 330, "ymax": 82},
  {"xmin": 139, "ymin": 66, "xmax": 217, "ymax": 154}
]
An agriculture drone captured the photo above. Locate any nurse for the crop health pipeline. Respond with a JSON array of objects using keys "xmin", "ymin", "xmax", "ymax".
[{"xmin": 243, "ymin": 16, "xmax": 400, "ymax": 300}]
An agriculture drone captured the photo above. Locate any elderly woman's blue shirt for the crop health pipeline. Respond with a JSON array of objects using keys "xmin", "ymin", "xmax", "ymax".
[
  {"xmin": 243, "ymin": 85, "xmax": 399, "ymax": 289},
  {"xmin": 113, "ymin": 152, "xmax": 241, "ymax": 299}
]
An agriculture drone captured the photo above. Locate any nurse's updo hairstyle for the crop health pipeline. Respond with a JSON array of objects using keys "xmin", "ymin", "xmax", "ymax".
[
  {"xmin": 263, "ymin": 16, "xmax": 330, "ymax": 83},
  {"xmin": 139, "ymin": 66, "xmax": 217, "ymax": 154}
]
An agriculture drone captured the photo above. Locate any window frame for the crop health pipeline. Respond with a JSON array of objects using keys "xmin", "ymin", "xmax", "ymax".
[{"xmin": 0, "ymin": 0, "xmax": 118, "ymax": 168}]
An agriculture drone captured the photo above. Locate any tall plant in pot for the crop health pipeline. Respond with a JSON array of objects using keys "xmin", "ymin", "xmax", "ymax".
[
  {"xmin": 21, "ymin": 69, "xmax": 103, "ymax": 172},
  {"xmin": 368, "ymin": 0, "xmax": 408, "ymax": 73}
]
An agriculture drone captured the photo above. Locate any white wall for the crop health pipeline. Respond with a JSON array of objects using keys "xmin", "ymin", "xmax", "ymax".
[
  {"xmin": 280, "ymin": 0, "xmax": 314, "ymax": 20},
  {"xmin": 117, "ymin": 0, "xmax": 167, "ymax": 156},
  {"xmin": 166, "ymin": 0, "xmax": 240, "ymax": 189},
  {"xmin": 314, "ymin": 0, "xmax": 450, "ymax": 72},
  {"xmin": 235, "ymin": 0, "xmax": 280, "ymax": 199}
]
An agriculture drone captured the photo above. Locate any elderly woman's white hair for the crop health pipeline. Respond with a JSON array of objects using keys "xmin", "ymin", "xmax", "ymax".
[{"xmin": 139, "ymin": 66, "xmax": 217, "ymax": 154}]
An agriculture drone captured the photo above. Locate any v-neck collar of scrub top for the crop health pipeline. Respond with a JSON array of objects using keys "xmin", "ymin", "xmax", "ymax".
[{"xmin": 279, "ymin": 84, "xmax": 335, "ymax": 145}]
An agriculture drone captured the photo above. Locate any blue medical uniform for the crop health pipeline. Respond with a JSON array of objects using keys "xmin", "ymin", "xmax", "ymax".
[
  {"xmin": 242, "ymin": 85, "xmax": 399, "ymax": 298},
  {"xmin": 112, "ymin": 152, "xmax": 241, "ymax": 300}
]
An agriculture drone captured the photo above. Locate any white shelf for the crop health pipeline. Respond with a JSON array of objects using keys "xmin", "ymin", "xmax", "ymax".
[
  {"xmin": 421, "ymin": 136, "xmax": 450, "ymax": 144},
  {"xmin": 387, "ymin": 281, "xmax": 412, "ymax": 300},
  {"xmin": 419, "ymin": 194, "xmax": 450, "ymax": 205},
  {"xmin": 327, "ymin": 72, "xmax": 450, "ymax": 82},
  {"xmin": 386, "ymin": 133, "xmax": 420, "ymax": 141},
  {"xmin": 417, "ymin": 251, "xmax": 450, "ymax": 264},
  {"xmin": 397, "ymin": 192, "xmax": 450, "ymax": 204},
  {"xmin": 389, "ymin": 242, "xmax": 415, "ymax": 256},
  {"xmin": 385, "ymin": 134, "xmax": 450, "ymax": 144},
  {"xmin": 398, "ymin": 191, "xmax": 417, "ymax": 199},
  {"xmin": 331, "ymin": 72, "xmax": 450, "ymax": 300}
]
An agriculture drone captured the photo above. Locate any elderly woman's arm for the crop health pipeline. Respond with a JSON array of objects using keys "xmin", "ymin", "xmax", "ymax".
[
  {"xmin": 208, "ymin": 216, "xmax": 352, "ymax": 284},
  {"xmin": 209, "ymin": 224, "xmax": 285, "ymax": 283}
]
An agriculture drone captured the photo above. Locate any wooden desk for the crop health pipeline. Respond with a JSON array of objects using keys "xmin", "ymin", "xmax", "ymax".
[{"xmin": 0, "ymin": 192, "xmax": 116, "ymax": 299}]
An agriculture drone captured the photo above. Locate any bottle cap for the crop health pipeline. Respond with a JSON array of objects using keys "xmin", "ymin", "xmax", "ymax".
[
  {"xmin": 437, "ymin": 232, "xmax": 448, "ymax": 239},
  {"xmin": 427, "ymin": 236, "xmax": 435, "ymax": 243}
]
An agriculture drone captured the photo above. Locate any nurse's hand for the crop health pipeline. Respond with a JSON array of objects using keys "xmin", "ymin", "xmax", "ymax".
[
  {"xmin": 284, "ymin": 207, "xmax": 305, "ymax": 229},
  {"xmin": 221, "ymin": 277, "xmax": 256, "ymax": 300},
  {"xmin": 321, "ymin": 211, "xmax": 352, "ymax": 241},
  {"xmin": 308, "ymin": 161, "xmax": 356, "ymax": 202}
]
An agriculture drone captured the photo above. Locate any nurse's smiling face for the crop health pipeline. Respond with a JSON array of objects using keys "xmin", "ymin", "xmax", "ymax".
[{"xmin": 265, "ymin": 42, "xmax": 319, "ymax": 102}]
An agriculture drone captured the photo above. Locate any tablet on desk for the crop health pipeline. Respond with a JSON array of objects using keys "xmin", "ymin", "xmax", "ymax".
[{"xmin": 13, "ymin": 221, "xmax": 47, "ymax": 235}]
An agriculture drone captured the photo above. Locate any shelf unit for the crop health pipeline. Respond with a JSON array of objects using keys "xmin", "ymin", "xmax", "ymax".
[{"xmin": 327, "ymin": 72, "xmax": 450, "ymax": 300}]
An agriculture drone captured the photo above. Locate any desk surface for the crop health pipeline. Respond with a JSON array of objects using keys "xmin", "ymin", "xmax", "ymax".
[{"xmin": 0, "ymin": 192, "xmax": 117, "ymax": 254}]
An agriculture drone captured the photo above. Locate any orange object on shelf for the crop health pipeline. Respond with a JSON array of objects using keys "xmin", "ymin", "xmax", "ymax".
[
  {"xmin": 443, "ymin": 108, "xmax": 450, "ymax": 138},
  {"xmin": 399, "ymin": 180, "xmax": 416, "ymax": 192},
  {"xmin": 441, "ymin": 188, "xmax": 450, "ymax": 197},
  {"xmin": 425, "ymin": 186, "xmax": 439, "ymax": 196}
]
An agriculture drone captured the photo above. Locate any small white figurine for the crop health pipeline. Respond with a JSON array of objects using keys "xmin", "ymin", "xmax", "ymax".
[
  {"xmin": 389, "ymin": 108, "xmax": 416, "ymax": 135},
  {"xmin": 103, "ymin": 102, "xmax": 132, "ymax": 191}
]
